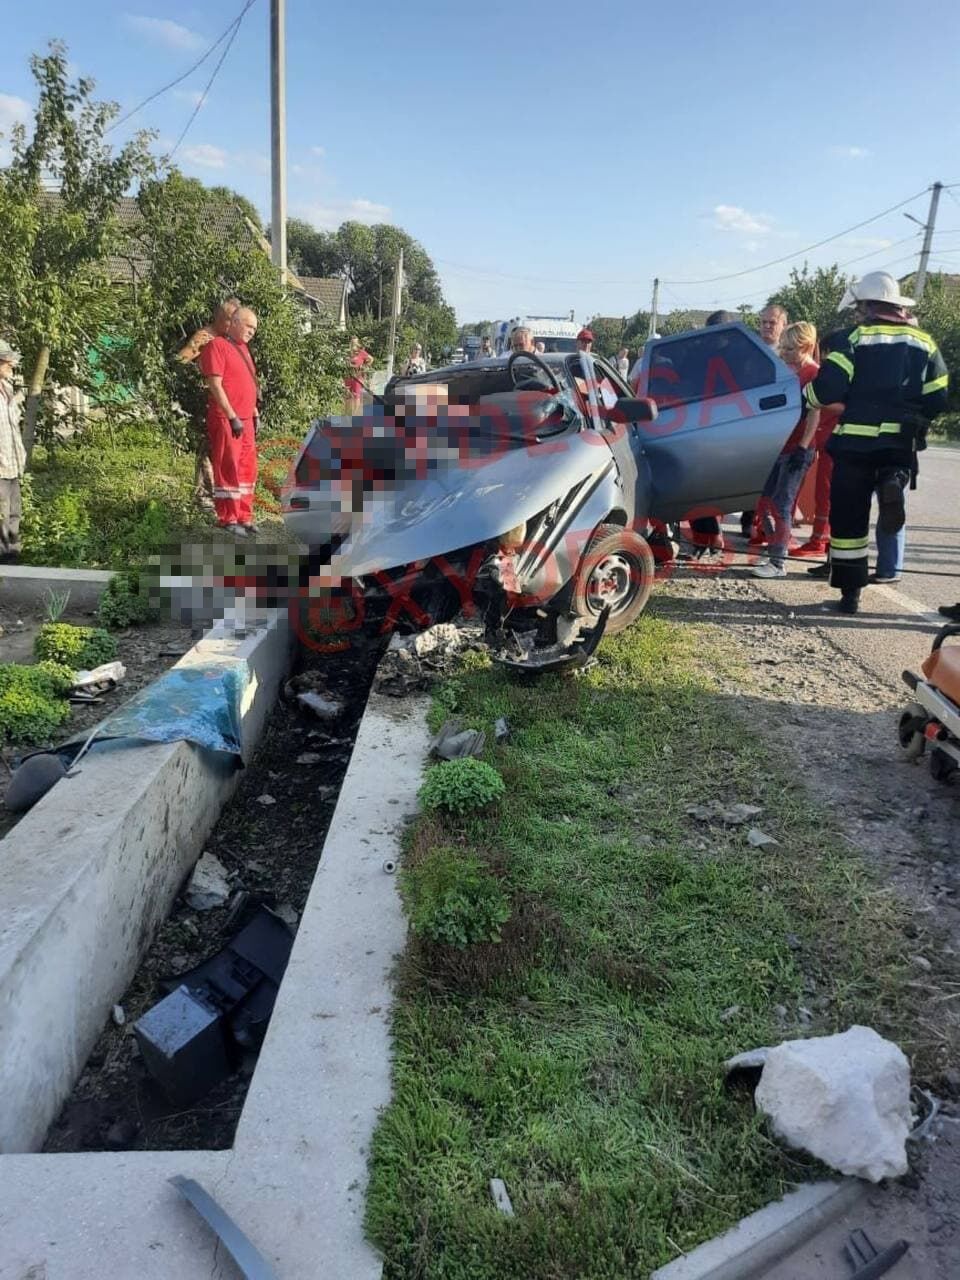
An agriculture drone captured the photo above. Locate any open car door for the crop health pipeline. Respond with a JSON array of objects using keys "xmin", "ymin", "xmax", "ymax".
[{"xmin": 635, "ymin": 323, "xmax": 799, "ymax": 523}]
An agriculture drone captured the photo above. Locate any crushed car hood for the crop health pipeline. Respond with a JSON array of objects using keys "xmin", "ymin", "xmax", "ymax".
[{"xmin": 287, "ymin": 411, "xmax": 615, "ymax": 578}]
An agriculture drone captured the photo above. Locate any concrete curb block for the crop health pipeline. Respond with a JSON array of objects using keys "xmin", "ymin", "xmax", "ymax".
[
  {"xmin": 0, "ymin": 674, "xmax": 431, "ymax": 1279},
  {"xmin": 650, "ymin": 1178, "xmax": 867, "ymax": 1280},
  {"xmin": 0, "ymin": 610, "xmax": 291, "ymax": 1152},
  {"xmin": 0, "ymin": 565, "xmax": 114, "ymax": 613}
]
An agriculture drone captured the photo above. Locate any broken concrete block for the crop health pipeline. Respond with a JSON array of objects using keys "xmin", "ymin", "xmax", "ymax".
[
  {"xmin": 747, "ymin": 828, "xmax": 779, "ymax": 848},
  {"xmin": 754, "ymin": 1025, "xmax": 911, "ymax": 1182},
  {"xmin": 296, "ymin": 690, "xmax": 344, "ymax": 721},
  {"xmin": 185, "ymin": 852, "xmax": 231, "ymax": 911}
]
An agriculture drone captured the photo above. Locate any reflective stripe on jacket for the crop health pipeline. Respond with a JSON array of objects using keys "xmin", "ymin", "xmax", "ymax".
[{"xmin": 804, "ymin": 321, "xmax": 948, "ymax": 449}]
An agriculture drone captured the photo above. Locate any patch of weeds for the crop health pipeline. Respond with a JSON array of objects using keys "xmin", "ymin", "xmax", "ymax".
[
  {"xmin": 0, "ymin": 661, "xmax": 73, "ymax": 744},
  {"xmin": 419, "ymin": 758, "xmax": 506, "ymax": 816},
  {"xmin": 34, "ymin": 622, "xmax": 118, "ymax": 669},
  {"xmin": 400, "ymin": 847, "xmax": 511, "ymax": 948},
  {"xmin": 97, "ymin": 569, "xmax": 160, "ymax": 629}
]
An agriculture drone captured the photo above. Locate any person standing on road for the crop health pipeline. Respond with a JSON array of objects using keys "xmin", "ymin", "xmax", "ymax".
[
  {"xmin": 0, "ymin": 341, "xmax": 26, "ymax": 563},
  {"xmin": 510, "ymin": 326, "xmax": 536, "ymax": 354},
  {"xmin": 688, "ymin": 311, "xmax": 739, "ymax": 560},
  {"xmin": 403, "ymin": 343, "xmax": 426, "ymax": 377},
  {"xmin": 479, "ymin": 336, "xmax": 494, "ymax": 358},
  {"xmin": 577, "ymin": 328, "xmax": 594, "ymax": 353},
  {"xmin": 344, "ymin": 337, "xmax": 373, "ymax": 414},
  {"xmin": 753, "ymin": 322, "xmax": 820, "ymax": 578},
  {"xmin": 805, "ymin": 272, "xmax": 948, "ymax": 615},
  {"xmin": 177, "ymin": 297, "xmax": 241, "ymax": 511},
  {"xmin": 199, "ymin": 307, "xmax": 261, "ymax": 536},
  {"xmin": 615, "ymin": 346, "xmax": 630, "ymax": 378},
  {"xmin": 741, "ymin": 304, "xmax": 790, "ymax": 538}
]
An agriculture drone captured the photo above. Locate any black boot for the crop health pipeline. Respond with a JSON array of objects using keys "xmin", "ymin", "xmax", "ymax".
[
  {"xmin": 807, "ymin": 561, "xmax": 831, "ymax": 579},
  {"xmin": 839, "ymin": 588, "xmax": 860, "ymax": 615},
  {"xmin": 938, "ymin": 602, "xmax": 960, "ymax": 622},
  {"xmin": 876, "ymin": 467, "xmax": 909, "ymax": 535}
]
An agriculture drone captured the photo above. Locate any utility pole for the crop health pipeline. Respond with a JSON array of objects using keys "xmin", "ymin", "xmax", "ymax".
[
  {"xmin": 648, "ymin": 278, "xmax": 660, "ymax": 339},
  {"xmin": 912, "ymin": 182, "xmax": 942, "ymax": 302},
  {"xmin": 270, "ymin": 0, "xmax": 287, "ymax": 279},
  {"xmin": 385, "ymin": 247, "xmax": 403, "ymax": 380}
]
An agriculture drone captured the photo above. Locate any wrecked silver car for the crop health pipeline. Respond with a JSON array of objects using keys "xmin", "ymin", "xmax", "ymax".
[{"xmin": 282, "ymin": 327, "xmax": 799, "ymax": 665}]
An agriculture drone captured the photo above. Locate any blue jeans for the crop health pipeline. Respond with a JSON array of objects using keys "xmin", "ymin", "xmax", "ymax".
[
  {"xmin": 875, "ymin": 524, "xmax": 905, "ymax": 577},
  {"xmin": 760, "ymin": 446, "xmax": 816, "ymax": 564}
]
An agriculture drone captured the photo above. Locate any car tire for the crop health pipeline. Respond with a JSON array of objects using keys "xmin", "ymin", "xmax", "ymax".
[{"xmin": 568, "ymin": 523, "xmax": 655, "ymax": 636}]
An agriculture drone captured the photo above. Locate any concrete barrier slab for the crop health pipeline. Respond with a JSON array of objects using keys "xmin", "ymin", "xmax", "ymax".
[
  {"xmin": 0, "ymin": 610, "xmax": 292, "ymax": 1152},
  {"xmin": 0, "ymin": 673, "xmax": 431, "ymax": 1278}
]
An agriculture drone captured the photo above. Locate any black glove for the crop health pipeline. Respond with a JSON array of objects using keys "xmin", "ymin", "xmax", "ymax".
[
  {"xmin": 230, "ymin": 416, "xmax": 244, "ymax": 438},
  {"xmin": 253, "ymin": 414, "xmax": 260, "ymax": 437}
]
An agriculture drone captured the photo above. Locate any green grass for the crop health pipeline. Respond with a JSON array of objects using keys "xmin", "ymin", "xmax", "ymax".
[{"xmin": 365, "ymin": 617, "xmax": 950, "ymax": 1279}]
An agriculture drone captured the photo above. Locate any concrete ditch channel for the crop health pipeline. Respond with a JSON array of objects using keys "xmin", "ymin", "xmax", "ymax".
[{"xmin": 0, "ymin": 584, "xmax": 433, "ymax": 1276}]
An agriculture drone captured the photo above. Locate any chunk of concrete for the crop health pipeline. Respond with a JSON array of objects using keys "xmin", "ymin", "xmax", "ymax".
[
  {"xmin": 754, "ymin": 1025, "xmax": 911, "ymax": 1182},
  {"xmin": 185, "ymin": 851, "xmax": 231, "ymax": 911}
]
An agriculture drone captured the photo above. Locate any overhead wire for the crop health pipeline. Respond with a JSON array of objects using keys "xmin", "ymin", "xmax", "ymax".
[
  {"xmin": 165, "ymin": 3, "xmax": 255, "ymax": 162},
  {"xmin": 108, "ymin": 0, "xmax": 259, "ymax": 135}
]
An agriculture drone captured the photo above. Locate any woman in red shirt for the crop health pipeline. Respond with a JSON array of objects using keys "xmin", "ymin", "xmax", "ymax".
[
  {"xmin": 344, "ymin": 336, "xmax": 373, "ymax": 414},
  {"xmin": 753, "ymin": 322, "xmax": 819, "ymax": 578}
]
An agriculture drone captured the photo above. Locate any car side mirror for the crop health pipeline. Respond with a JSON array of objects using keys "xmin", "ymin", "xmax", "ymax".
[{"xmin": 605, "ymin": 396, "xmax": 658, "ymax": 424}]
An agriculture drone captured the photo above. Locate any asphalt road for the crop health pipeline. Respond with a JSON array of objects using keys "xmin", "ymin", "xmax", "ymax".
[{"xmin": 896, "ymin": 444, "xmax": 960, "ymax": 614}]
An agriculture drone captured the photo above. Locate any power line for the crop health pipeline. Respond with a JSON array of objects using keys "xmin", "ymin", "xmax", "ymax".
[
  {"xmin": 165, "ymin": 4, "xmax": 254, "ymax": 162},
  {"xmin": 108, "ymin": 0, "xmax": 259, "ymax": 135},
  {"xmin": 661, "ymin": 188, "xmax": 930, "ymax": 285}
]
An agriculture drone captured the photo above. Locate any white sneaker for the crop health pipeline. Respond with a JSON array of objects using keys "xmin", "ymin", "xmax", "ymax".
[{"xmin": 753, "ymin": 561, "xmax": 787, "ymax": 579}]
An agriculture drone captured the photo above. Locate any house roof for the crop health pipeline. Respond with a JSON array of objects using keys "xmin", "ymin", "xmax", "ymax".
[
  {"xmin": 900, "ymin": 271, "xmax": 960, "ymax": 298},
  {"xmin": 297, "ymin": 276, "xmax": 347, "ymax": 320}
]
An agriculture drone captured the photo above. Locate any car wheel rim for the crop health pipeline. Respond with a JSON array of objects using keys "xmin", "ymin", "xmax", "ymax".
[{"xmin": 585, "ymin": 552, "xmax": 638, "ymax": 616}]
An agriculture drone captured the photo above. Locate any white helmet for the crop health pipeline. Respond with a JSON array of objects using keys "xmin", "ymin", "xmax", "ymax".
[{"xmin": 839, "ymin": 270, "xmax": 915, "ymax": 311}]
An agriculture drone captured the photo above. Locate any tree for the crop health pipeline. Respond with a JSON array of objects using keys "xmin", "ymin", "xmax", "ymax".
[
  {"xmin": 0, "ymin": 42, "xmax": 154, "ymax": 456},
  {"xmin": 126, "ymin": 173, "xmax": 348, "ymax": 443},
  {"xmin": 586, "ymin": 316, "xmax": 628, "ymax": 358},
  {"xmin": 766, "ymin": 264, "xmax": 851, "ymax": 340},
  {"xmin": 916, "ymin": 275, "xmax": 960, "ymax": 426}
]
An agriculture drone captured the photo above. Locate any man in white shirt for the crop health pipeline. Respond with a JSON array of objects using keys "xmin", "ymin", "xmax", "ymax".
[
  {"xmin": 0, "ymin": 340, "xmax": 26, "ymax": 562},
  {"xmin": 615, "ymin": 347, "xmax": 630, "ymax": 378}
]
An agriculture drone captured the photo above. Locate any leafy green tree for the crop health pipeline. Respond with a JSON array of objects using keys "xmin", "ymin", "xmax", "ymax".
[
  {"xmin": 0, "ymin": 42, "xmax": 154, "ymax": 455},
  {"xmin": 122, "ymin": 173, "xmax": 348, "ymax": 445},
  {"xmin": 586, "ymin": 316, "xmax": 628, "ymax": 358},
  {"xmin": 917, "ymin": 275, "xmax": 960, "ymax": 428},
  {"xmin": 766, "ymin": 263, "xmax": 851, "ymax": 340}
]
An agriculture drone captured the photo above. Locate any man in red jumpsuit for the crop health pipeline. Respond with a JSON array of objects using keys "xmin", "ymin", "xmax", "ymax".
[{"xmin": 199, "ymin": 306, "xmax": 260, "ymax": 534}]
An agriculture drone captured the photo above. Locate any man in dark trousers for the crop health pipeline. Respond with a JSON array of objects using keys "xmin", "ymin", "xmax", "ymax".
[{"xmin": 805, "ymin": 272, "xmax": 948, "ymax": 614}]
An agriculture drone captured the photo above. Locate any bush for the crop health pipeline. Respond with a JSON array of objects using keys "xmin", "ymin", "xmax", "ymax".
[
  {"xmin": 34, "ymin": 622, "xmax": 118, "ymax": 669},
  {"xmin": 399, "ymin": 847, "xmax": 511, "ymax": 948},
  {"xmin": 418, "ymin": 757, "xmax": 506, "ymax": 816},
  {"xmin": 0, "ymin": 661, "xmax": 73, "ymax": 744},
  {"xmin": 97, "ymin": 569, "xmax": 160, "ymax": 628}
]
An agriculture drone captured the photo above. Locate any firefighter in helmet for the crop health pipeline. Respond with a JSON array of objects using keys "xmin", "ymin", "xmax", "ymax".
[{"xmin": 805, "ymin": 271, "xmax": 948, "ymax": 614}]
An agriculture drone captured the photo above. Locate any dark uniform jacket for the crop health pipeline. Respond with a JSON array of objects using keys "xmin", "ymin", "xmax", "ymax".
[{"xmin": 805, "ymin": 319, "xmax": 948, "ymax": 458}]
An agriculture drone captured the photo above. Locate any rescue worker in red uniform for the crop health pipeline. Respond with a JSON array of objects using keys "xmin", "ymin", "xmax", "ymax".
[
  {"xmin": 199, "ymin": 307, "xmax": 260, "ymax": 535},
  {"xmin": 804, "ymin": 272, "xmax": 948, "ymax": 615}
]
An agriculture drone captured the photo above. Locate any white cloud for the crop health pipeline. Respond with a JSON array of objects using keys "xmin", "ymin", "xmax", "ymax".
[
  {"xmin": 181, "ymin": 142, "xmax": 227, "ymax": 169},
  {"xmin": 123, "ymin": 14, "xmax": 206, "ymax": 52},
  {"xmin": 829, "ymin": 145, "xmax": 870, "ymax": 159},
  {"xmin": 293, "ymin": 197, "xmax": 391, "ymax": 231},
  {"xmin": 712, "ymin": 204, "xmax": 773, "ymax": 235},
  {"xmin": 173, "ymin": 88, "xmax": 206, "ymax": 108},
  {"xmin": 236, "ymin": 150, "xmax": 269, "ymax": 176},
  {"xmin": 310, "ymin": 145, "xmax": 326, "ymax": 158},
  {"xmin": 0, "ymin": 93, "xmax": 31, "ymax": 134}
]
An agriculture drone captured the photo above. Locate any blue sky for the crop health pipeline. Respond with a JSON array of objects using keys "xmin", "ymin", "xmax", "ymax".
[{"xmin": 4, "ymin": 0, "xmax": 960, "ymax": 325}]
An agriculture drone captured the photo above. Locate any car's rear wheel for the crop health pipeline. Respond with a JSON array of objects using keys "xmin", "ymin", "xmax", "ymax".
[{"xmin": 568, "ymin": 523, "xmax": 655, "ymax": 635}]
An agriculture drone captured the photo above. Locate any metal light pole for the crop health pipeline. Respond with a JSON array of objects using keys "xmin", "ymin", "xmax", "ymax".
[
  {"xmin": 648, "ymin": 278, "xmax": 660, "ymax": 339},
  {"xmin": 270, "ymin": 0, "xmax": 287, "ymax": 278},
  {"xmin": 385, "ymin": 247, "xmax": 404, "ymax": 380},
  {"xmin": 909, "ymin": 182, "xmax": 942, "ymax": 302}
]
